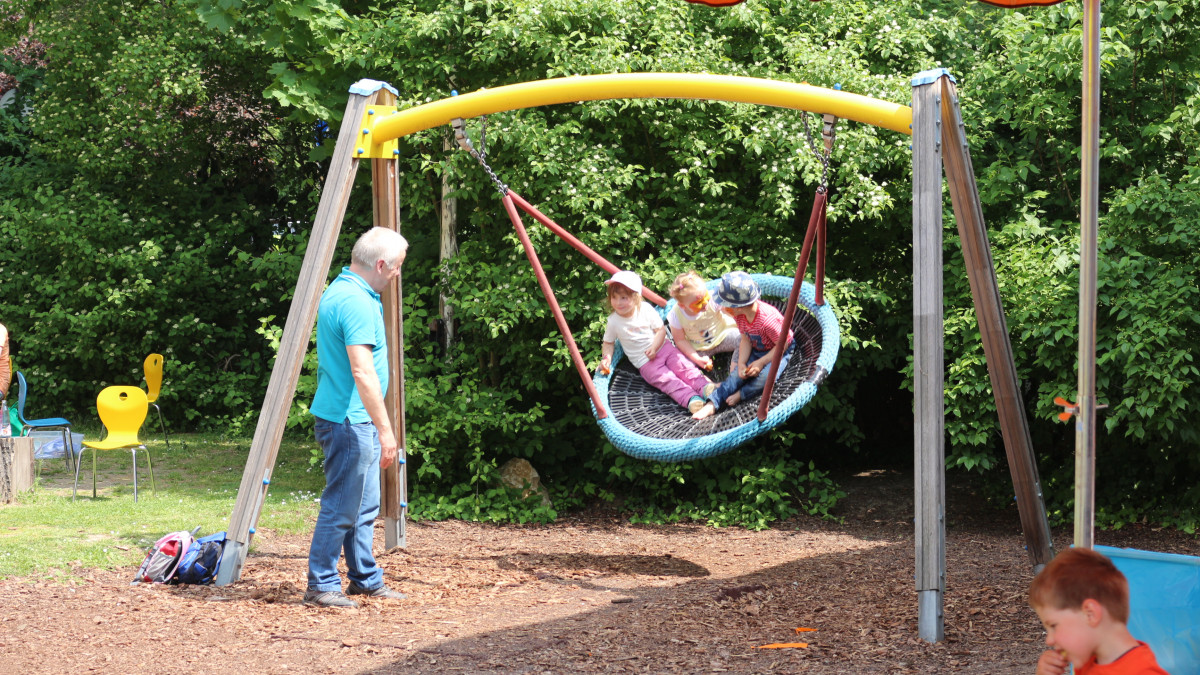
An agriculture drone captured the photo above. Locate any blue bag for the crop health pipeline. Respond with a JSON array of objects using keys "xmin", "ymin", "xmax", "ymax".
[{"xmin": 173, "ymin": 531, "xmax": 227, "ymax": 585}]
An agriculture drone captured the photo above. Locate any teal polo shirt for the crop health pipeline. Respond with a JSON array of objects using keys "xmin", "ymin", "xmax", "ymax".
[{"xmin": 310, "ymin": 267, "xmax": 389, "ymax": 424}]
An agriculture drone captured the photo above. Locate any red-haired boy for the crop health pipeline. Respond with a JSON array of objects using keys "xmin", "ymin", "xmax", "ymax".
[{"xmin": 1028, "ymin": 547, "xmax": 1168, "ymax": 674}]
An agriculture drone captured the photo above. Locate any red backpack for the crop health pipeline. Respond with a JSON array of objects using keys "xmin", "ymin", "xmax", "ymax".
[{"xmin": 134, "ymin": 530, "xmax": 195, "ymax": 584}]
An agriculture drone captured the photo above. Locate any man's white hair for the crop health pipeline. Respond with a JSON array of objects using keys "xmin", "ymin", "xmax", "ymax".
[{"xmin": 352, "ymin": 227, "xmax": 408, "ymax": 268}]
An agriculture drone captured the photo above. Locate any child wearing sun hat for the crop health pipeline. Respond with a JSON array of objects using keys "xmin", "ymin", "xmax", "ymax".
[
  {"xmin": 692, "ymin": 271, "xmax": 795, "ymax": 420},
  {"xmin": 598, "ymin": 270, "xmax": 715, "ymax": 414}
]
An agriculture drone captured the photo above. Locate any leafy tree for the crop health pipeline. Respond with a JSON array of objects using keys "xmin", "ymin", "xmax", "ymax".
[
  {"xmin": 4, "ymin": 0, "xmax": 1200, "ymax": 528},
  {"xmin": 0, "ymin": 0, "xmax": 323, "ymax": 428}
]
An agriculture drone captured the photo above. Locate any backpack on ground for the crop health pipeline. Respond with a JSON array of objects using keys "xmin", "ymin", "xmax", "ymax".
[
  {"xmin": 134, "ymin": 529, "xmax": 195, "ymax": 584},
  {"xmin": 173, "ymin": 531, "xmax": 227, "ymax": 585}
]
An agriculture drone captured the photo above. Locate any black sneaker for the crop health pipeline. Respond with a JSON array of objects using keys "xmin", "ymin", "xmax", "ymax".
[
  {"xmin": 346, "ymin": 582, "xmax": 407, "ymax": 600},
  {"xmin": 303, "ymin": 589, "xmax": 359, "ymax": 608}
]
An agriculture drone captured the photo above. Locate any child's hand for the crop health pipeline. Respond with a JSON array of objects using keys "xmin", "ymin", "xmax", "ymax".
[
  {"xmin": 697, "ymin": 355, "xmax": 713, "ymax": 371},
  {"xmin": 1035, "ymin": 649, "xmax": 1069, "ymax": 675},
  {"xmin": 644, "ymin": 345, "xmax": 660, "ymax": 361},
  {"xmin": 599, "ymin": 356, "xmax": 612, "ymax": 375},
  {"xmin": 744, "ymin": 363, "xmax": 762, "ymax": 378}
]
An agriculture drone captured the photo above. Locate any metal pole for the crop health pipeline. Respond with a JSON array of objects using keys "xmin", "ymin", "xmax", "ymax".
[
  {"xmin": 756, "ymin": 190, "xmax": 825, "ymax": 422},
  {"xmin": 501, "ymin": 193, "xmax": 609, "ymax": 419},
  {"xmin": 1074, "ymin": 0, "xmax": 1101, "ymax": 550}
]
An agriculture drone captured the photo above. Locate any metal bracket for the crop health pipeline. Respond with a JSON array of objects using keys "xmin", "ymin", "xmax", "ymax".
[
  {"xmin": 821, "ymin": 114, "xmax": 838, "ymax": 156},
  {"xmin": 355, "ymin": 105, "xmax": 399, "ymax": 159}
]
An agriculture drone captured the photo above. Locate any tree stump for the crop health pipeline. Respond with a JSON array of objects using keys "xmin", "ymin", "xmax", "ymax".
[{"xmin": 0, "ymin": 436, "xmax": 34, "ymax": 503}]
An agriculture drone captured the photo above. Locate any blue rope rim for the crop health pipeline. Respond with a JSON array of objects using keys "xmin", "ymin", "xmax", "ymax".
[{"xmin": 592, "ymin": 274, "xmax": 839, "ymax": 462}]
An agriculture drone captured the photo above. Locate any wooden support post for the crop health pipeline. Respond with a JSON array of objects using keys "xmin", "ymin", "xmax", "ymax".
[
  {"xmin": 938, "ymin": 77, "xmax": 1055, "ymax": 570},
  {"xmin": 911, "ymin": 71, "xmax": 946, "ymax": 643},
  {"xmin": 440, "ymin": 133, "xmax": 459, "ymax": 359},
  {"xmin": 216, "ymin": 81, "xmax": 393, "ymax": 586},
  {"xmin": 372, "ymin": 86, "xmax": 407, "ymax": 551}
]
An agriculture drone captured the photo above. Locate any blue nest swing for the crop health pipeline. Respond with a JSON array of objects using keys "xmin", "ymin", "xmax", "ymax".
[
  {"xmin": 450, "ymin": 114, "xmax": 841, "ymax": 462},
  {"xmin": 592, "ymin": 274, "xmax": 839, "ymax": 462}
]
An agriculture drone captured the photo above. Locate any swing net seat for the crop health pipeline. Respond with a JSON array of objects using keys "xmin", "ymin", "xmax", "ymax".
[
  {"xmin": 593, "ymin": 274, "xmax": 839, "ymax": 462},
  {"xmin": 449, "ymin": 115, "xmax": 840, "ymax": 462}
]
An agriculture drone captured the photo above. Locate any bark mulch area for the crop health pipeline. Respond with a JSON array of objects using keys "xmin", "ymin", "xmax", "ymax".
[{"xmin": 1, "ymin": 469, "xmax": 1196, "ymax": 674}]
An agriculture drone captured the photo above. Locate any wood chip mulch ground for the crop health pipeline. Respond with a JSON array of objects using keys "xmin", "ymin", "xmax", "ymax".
[{"xmin": 1, "ymin": 469, "xmax": 1196, "ymax": 674}]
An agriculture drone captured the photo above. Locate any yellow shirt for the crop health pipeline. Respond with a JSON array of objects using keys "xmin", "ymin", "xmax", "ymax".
[{"xmin": 668, "ymin": 304, "xmax": 738, "ymax": 352}]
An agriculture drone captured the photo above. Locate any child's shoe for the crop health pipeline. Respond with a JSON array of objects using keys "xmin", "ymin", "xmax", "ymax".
[{"xmin": 688, "ymin": 396, "xmax": 705, "ymax": 414}]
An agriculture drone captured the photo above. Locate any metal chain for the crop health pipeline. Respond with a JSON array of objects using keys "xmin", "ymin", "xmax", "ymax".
[
  {"xmin": 451, "ymin": 116, "xmax": 509, "ymax": 196},
  {"xmin": 800, "ymin": 112, "xmax": 836, "ymax": 193}
]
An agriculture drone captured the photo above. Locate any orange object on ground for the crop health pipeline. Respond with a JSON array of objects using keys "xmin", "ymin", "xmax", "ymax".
[{"xmin": 757, "ymin": 642, "xmax": 808, "ymax": 649}]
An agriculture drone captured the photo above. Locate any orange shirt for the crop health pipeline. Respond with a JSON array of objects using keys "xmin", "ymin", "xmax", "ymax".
[{"xmin": 1077, "ymin": 642, "xmax": 1168, "ymax": 675}]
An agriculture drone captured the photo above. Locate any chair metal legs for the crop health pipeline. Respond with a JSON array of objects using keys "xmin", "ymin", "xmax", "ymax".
[
  {"xmin": 150, "ymin": 403, "xmax": 170, "ymax": 453},
  {"xmin": 31, "ymin": 426, "xmax": 75, "ymax": 490},
  {"xmin": 128, "ymin": 444, "xmax": 155, "ymax": 503},
  {"xmin": 73, "ymin": 444, "xmax": 154, "ymax": 502},
  {"xmin": 69, "ymin": 448, "xmax": 96, "ymax": 500}
]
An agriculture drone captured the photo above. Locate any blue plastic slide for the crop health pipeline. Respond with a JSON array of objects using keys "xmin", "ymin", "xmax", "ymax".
[{"xmin": 1095, "ymin": 545, "xmax": 1200, "ymax": 674}]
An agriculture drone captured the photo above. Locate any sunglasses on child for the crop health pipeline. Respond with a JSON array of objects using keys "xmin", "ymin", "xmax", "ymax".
[{"xmin": 687, "ymin": 291, "xmax": 711, "ymax": 313}]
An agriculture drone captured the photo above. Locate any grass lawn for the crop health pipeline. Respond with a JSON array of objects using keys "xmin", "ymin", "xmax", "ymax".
[{"xmin": 0, "ymin": 431, "xmax": 326, "ymax": 580}]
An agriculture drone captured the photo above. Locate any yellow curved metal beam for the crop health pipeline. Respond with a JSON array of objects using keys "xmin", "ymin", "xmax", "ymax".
[{"xmin": 370, "ymin": 73, "xmax": 912, "ymax": 142}]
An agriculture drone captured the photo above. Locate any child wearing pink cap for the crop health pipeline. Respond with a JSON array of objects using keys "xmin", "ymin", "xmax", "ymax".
[{"xmin": 599, "ymin": 271, "xmax": 715, "ymax": 414}]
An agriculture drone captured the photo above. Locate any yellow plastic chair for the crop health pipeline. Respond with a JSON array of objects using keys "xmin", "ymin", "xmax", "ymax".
[
  {"xmin": 143, "ymin": 354, "xmax": 170, "ymax": 452},
  {"xmin": 74, "ymin": 386, "xmax": 155, "ymax": 502}
]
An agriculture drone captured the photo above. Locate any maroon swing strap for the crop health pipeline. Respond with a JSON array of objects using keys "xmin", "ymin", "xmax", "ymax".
[
  {"xmin": 499, "ymin": 189, "xmax": 674, "ymax": 420},
  {"xmin": 500, "ymin": 192, "xmax": 610, "ymax": 418},
  {"xmin": 755, "ymin": 187, "xmax": 828, "ymax": 423},
  {"xmin": 506, "ymin": 191, "xmax": 667, "ymax": 307},
  {"xmin": 455, "ymin": 116, "xmax": 674, "ymax": 421}
]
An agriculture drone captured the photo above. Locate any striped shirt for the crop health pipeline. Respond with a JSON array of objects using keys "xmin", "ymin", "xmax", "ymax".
[{"xmin": 734, "ymin": 302, "xmax": 793, "ymax": 353}]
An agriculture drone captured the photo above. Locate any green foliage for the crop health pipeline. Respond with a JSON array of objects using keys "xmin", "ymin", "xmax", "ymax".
[
  {"xmin": 580, "ymin": 447, "xmax": 843, "ymax": 530},
  {"xmin": 924, "ymin": 0, "xmax": 1200, "ymax": 527},
  {"xmin": 411, "ymin": 482, "xmax": 559, "ymax": 524},
  {"xmin": 6, "ymin": 0, "xmax": 1200, "ymax": 530},
  {"xmin": 0, "ymin": 162, "xmax": 307, "ymax": 428},
  {"xmin": 0, "ymin": 0, "xmax": 324, "ymax": 427}
]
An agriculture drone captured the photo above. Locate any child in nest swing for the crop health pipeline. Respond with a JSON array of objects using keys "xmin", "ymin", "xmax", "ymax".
[
  {"xmin": 667, "ymin": 270, "xmax": 741, "ymax": 372},
  {"xmin": 598, "ymin": 270, "xmax": 716, "ymax": 415},
  {"xmin": 691, "ymin": 271, "xmax": 795, "ymax": 421}
]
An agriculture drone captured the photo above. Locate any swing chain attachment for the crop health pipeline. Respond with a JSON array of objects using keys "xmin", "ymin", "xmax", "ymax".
[
  {"xmin": 451, "ymin": 116, "xmax": 509, "ymax": 196},
  {"xmin": 801, "ymin": 112, "xmax": 838, "ymax": 192}
]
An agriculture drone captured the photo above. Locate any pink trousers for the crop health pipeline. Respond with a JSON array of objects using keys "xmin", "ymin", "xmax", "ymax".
[{"xmin": 638, "ymin": 340, "xmax": 711, "ymax": 408}]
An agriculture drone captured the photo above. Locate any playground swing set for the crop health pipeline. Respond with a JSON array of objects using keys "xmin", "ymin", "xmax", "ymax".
[
  {"xmin": 212, "ymin": 69, "xmax": 1059, "ymax": 644},
  {"xmin": 447, "ymin": 110, "xmax": 840, "ymax": 463}
]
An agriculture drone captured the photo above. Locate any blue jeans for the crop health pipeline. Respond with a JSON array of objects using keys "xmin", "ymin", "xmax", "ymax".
[
  {"xmin": 307, "ymin": 417, "xmax": 384, "ymax": 592},
  {"xmin": 709, "ymin": 341, "xmax": 795, "ymax": 410}
]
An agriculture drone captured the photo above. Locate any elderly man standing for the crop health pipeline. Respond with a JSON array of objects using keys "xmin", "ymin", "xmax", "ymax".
[{"xmin": 304, "ymin": 226, "xmax": 408, "ymax": 609}]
